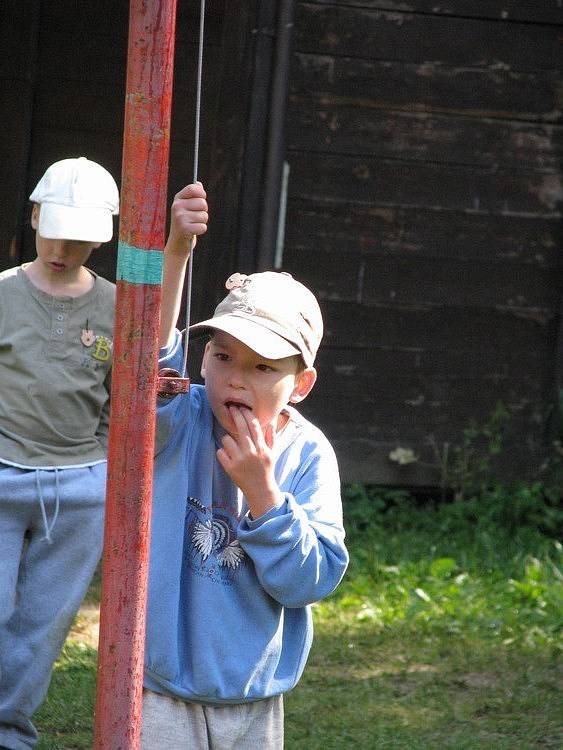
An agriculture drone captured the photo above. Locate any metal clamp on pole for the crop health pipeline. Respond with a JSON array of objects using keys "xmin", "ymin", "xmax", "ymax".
[{"xmin": 157, "ymin": 367, "xmax": 190, "ymax": 397}]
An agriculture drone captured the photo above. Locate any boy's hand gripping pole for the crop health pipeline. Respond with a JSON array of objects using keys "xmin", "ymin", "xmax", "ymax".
[{"xmin": 157, "ymin": 0, "xmax": 205, "ymax": 398}]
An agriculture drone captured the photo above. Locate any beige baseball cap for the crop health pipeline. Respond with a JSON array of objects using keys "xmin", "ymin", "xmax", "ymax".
[
  {"xmin": 190, "ymin": 271, "xmax": 323, "ymax": 367},
  {"xmin": 29, "ymin": 157, "xmax": 119, "ymax": 242}
]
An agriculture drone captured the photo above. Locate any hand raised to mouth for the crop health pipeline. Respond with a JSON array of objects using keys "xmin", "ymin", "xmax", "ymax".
[
  {"xmin": 224, "ymin": 400, "xmax": 251, "ymax": 412},
  {"xmin": 216, "ymin": 405, "xmax": 281, "ymax": 519}
]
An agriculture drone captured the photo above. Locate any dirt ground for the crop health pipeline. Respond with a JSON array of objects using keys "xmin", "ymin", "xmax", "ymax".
[{"xmin": 69, "ymin": 605, "xmax": 100, "ymax": 650}]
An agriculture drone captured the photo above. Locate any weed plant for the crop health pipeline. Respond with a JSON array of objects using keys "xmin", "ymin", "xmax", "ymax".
[{"xmin": 324, "ymin": 484, "xmax": 562, "ymax": 649}]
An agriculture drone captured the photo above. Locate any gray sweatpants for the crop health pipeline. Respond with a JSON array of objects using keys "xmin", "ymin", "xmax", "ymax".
[
  {"xmin": 141, "ymin": 689, "xmax": 284, "ymax": 749},
  {"xmin": 0, "ymin": 463, "xmax": 106, "ymax": 750}
]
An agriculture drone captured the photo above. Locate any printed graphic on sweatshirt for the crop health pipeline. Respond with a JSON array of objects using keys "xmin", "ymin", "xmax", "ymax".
[{"xmin": 184, "ymin": 496, "xmax": 247, "ymax": 585}]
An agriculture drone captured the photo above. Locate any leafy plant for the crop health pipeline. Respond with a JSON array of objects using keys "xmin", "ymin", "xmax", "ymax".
[
  {"xmin": 389, "ymin": 402, "xmax": 511, "ymax": 500},
  {"xmin": 431, "ymin": 401, "xmax": 510, "ymax": 500}
]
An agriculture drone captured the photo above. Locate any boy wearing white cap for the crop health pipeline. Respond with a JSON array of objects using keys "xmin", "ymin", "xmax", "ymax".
[
  {"xmin": 0, "ymin": 162, "xmax": 208, "ymax": 749},
  {"xmin": 141, "ymin": 187, "xmax": 349, "ymax": 748}
]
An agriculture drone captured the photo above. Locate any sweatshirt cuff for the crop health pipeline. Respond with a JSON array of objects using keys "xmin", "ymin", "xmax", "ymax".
[
  {"xmin": 159, "ymin": 329, "xmax": 183, "ymax": 369},
  {"xmin": 242, "ymin": 496, "xmax": 288, "ymax": 529}
]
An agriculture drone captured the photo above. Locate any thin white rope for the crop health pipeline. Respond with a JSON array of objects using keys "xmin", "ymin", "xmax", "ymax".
[{"xmin": 182, "ymin": 0, "xmax": 206, "ymax": 378}]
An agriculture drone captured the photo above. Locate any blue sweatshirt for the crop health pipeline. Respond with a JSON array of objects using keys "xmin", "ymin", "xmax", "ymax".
[{"xmin": 144, "ymin": 333, "xmax": 348, "ymax": 704}]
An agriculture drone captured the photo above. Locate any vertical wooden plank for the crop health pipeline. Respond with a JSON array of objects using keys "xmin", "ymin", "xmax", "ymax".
[
  {"xmin": 194, "ymin": 0, "xmax": 262, "ymax": 322},
  {"xmin": 0, "ymin": 0, "xmax": 40, "ymax": 270},
  {"xmin": 236, "ymin": 2, "xmax": 278, "ymax": 271}
]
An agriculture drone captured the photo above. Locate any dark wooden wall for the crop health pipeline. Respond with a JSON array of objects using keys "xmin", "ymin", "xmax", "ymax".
[
  {"xmin": 282, "ymin": 1, "xmax": 563, "ymax": 483},
  {"xmin": 0, "ymin": 0, "xmax": 277, "ymax": 406},
  {"xmin": 0, "ymin": 0, "xmax": 241, "ymax": 319},
  {"xmin": 0, "ymin": 0, "xmax": 40, "ymax": 269},
  {"xmin": 2, "ymin": 1, "xmax": 562, "ymax": 484}
]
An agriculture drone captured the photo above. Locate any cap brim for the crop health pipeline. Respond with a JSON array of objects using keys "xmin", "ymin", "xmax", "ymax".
[
  {"xmin": 190, "ymin": 315, "xmax": 301, "ymax": 361},
  {"xmin": 38, "ymin": 203, "xmax": 114, "ymax": 242}
]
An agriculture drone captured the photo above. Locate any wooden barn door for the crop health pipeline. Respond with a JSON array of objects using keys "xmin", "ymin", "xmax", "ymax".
[{"xmin": 282, "ymin": 1, "xmax": 563, "ymax": 483}]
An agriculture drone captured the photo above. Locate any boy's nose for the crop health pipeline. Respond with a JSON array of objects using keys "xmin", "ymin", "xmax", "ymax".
[
  {"xmin": 51, "ymin": 239, "xmax": 68, "ymax": 256},
  {"xmin": 228, "ymin": 371, "xmax": 246, "ymax": 389}
]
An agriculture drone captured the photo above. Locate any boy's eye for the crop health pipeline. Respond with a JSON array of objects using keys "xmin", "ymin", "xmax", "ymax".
[
  {"xmin": 257, "ymin": 364, "xmax": 275, "ymax": 372},
  {"xmin": 214, "ymin": 352, "xmax": 230, "ymax": 361}
]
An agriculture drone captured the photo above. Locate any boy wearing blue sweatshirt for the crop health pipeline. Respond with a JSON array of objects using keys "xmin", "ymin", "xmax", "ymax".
[{"xmin": 141, "ymin": 183, "xmax": 349, "ymax": 749}]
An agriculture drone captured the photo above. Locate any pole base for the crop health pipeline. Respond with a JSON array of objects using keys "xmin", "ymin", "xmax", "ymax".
[{"xmin": 157, "ymin": 368, "xmax": 190, "ymax": 397}]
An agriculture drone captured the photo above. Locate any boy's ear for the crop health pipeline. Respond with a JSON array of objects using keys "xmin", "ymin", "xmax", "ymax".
[
  {"xmin": 289, "ymin": 367, "xmax": 317, "ymax": 404},
  {"xmin": 200, "ymin": 340, "xmax": 211, "ymax": 379},
  {"xmin": 31, "ymin": 204, "xmax": 40, "ymax": 230}
]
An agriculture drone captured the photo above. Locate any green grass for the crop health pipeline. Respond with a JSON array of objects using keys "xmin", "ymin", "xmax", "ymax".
[
  {"xmin": 35, "ymin": 485, "xmax": 562, "ymax": 748},
  {"xmin": 35, "ymin": 643, "xmax": 97, "ymax": 749}
]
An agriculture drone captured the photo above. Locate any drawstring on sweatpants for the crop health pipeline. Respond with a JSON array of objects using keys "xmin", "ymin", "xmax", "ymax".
[{"xmin": 35, "ymin": 468, "xmax": 61, "ymax": 543}]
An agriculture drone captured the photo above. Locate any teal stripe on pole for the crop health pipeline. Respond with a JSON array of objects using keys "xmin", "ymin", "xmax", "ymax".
[{"xmin": 116, "ymin": 241, "xmax": 164, "ymax": 285}]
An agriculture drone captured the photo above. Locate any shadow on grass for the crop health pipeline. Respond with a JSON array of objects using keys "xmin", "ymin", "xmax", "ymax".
[{"xmin": 285, "ymin": 621, "xmax": 562, "ymax": 750}]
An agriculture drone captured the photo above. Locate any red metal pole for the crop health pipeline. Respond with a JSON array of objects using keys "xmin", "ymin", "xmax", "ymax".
[{"xmin": 93, "ymin": 1, "xmax": 178, "ymax": 747}]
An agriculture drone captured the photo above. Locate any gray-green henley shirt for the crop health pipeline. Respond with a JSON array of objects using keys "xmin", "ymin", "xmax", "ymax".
[{"xmin": 0, "ymin": 265, "xmax": 115, "ymax": 467}]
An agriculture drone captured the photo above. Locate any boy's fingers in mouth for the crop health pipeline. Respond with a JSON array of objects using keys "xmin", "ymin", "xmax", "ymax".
[{"xmin": 225, "ymin": 400, "xmax": 252, "ymax": 413}]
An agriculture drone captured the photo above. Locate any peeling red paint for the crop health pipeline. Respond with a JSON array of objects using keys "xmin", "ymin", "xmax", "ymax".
[{"xmin": 93, "ymin": 1, "xmax": 178, "ymax": 748}]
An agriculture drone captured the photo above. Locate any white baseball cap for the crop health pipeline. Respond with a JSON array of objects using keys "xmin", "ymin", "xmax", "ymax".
[
  {"xmin": 29, "ymin": 157, "xmax": 119, "ymax": 242},
  {"xmin": 190, "ymin": 271, "xmax": 324, "ymax": 367}
]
